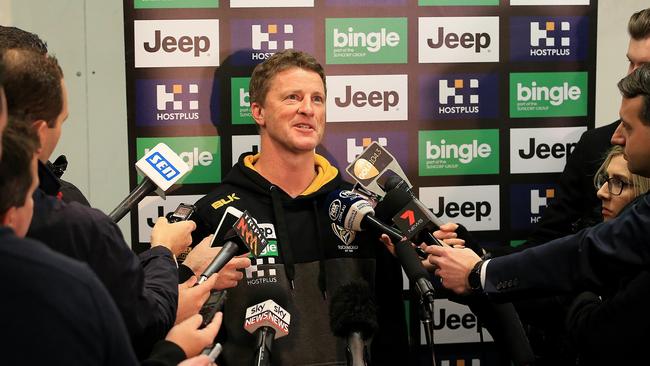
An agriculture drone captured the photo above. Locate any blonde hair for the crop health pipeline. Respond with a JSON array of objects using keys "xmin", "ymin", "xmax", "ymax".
[{"xmin": 594, "ymin": 145, "xmax": 650, "ymax": 197}]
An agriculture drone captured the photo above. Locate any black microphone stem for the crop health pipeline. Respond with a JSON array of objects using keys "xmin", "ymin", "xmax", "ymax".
[
  {"xmin": 253, "ymin": 327, "xmax": 275, "ymax": 366},
  {"xmin": 109, "ymin": 178, "xmax": 157, "ymax": 223}
]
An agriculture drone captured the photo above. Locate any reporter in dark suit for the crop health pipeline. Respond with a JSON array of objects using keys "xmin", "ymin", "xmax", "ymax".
[{"xmin": 426, "ymin": 63, "xmax": 650, "ymax": 302}]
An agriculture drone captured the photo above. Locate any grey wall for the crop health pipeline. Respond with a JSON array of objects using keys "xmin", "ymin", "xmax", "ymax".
[
  {"xmin": 3, "ymin": 0, "xmax": 131, "ymax": 240},
  {"xmin": 1, "ymin": 0, "xmax": 648, "ymax": 245}
]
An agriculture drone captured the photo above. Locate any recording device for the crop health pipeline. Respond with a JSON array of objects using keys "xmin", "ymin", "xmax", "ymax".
[
  {"xmin": 329, "ymin": 281, "xmax": 378, "ymax": 366},
  {"xmin": 244, "ymin": 298, "xmax": 291, "ymax": 366},
  {"xmin": 199, "ymin": 290, "xmax": 227, "ymax": 328},
  {"xmin": 109, "ymin": 143, "xmax": 191, "ymax": 223},
  {"xmin": 345, "ymin": 141, "xmax": 412, "ymax": 197},
  {"xmin": 166, "ymin": 203, "xmax": 196, "ymax": 223},
  {"xmin": 198, "ymin": 208, "xmax": 268, "ymax": 284}
]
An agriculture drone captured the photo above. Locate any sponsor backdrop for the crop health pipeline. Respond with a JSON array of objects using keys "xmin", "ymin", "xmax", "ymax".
[{"xmin": 124, "ymin": 0, "xmax": 596, "ymax": 363}]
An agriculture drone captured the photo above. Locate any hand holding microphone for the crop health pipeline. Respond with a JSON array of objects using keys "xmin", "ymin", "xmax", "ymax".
[{"xmin": 150, "ymin": 216, "xmax": 196, "ymax": 256}]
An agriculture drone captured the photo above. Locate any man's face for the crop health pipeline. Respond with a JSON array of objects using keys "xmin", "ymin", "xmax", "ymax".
[
  {"xmin": 613, "ymin": 96, "xmax": 650, "ymax": 177},
  {"xmin": 251, "ymin": 67, "xmax": 326, "ymax": 155},
  {"xmin": 39, "ymin": 78, "xmax": 68, "ymax": 162},
  {"xmin": 626, "ymin": 36, "xmax": 650, "ymax": 75},
  {"xmin": 12, "ymin": 154, "xmax": 39, "ymax": 238}
]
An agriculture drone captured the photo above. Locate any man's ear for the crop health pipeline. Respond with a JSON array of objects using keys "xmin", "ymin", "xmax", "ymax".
[
  {"xmin": 1, "ymin": 207, "xmax": 16, "ymax": 229},
  {"xmin": 251, "ymin": 102, "xmax": 265, "ymax": 128},
  {"xmin": 32, "ymin": 120, "xmax": 48, "ymax": 145}
]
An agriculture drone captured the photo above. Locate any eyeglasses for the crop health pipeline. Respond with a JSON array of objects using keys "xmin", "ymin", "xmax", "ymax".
[{"xmin": 595, "ymin": 174, "xmax": 633, "ymax": 196}]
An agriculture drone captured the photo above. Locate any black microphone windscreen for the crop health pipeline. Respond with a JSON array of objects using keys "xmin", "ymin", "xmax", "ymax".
[
  {"xmin": 374, "ymin": 188, "xmax": 412, "ymax": 223},
  {"xmin": 329, "ymin": 280, "xmax": 378, "ymax": 341}
]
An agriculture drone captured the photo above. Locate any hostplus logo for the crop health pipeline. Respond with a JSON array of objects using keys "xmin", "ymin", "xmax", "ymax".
[
  {"xmin": 137, "ymin": 136, "xmax": 221, "ymax": 184},
  {"xmin": 510, "ymin": 17, "xmax": 587, "ymax": 61},
  {"xmin": 418, "ymin": 17, "xmax": 499, "ymax": 63},
  {"xmin": 420, "ymin": 74, "xmax": 498, "ymax": 120},
  {"xmin": 510, "ymin": 127, "xmax": 586, "ymax": 173},
  {"xmin": 439, "ymin": 78, "xmax": 479, "ymax": 112},
  {"xmin": 347, "ymin": 137, "xmax": 388, "ymax": 163},
  {"xmin": 245, "ymin": 223, "xmax": 279, "ymax": 286},
  {"xmin": 134, "ymin": 19, "xmax": 219, "ymax": 68},
  {"xmin": 231, "ymin": 77, "xmax": 254, "ymax": 125},
  {"xmin": 510, "ymin": 184, "xmax": 557, "ymax": 230},
  {"xmin": 419, "ymin": 129, "xmax": 499, "ymax": 176},
  {"xmin": 326, "ymin": 18, "xmax": 407, "ymax": 64},
  {"xmin": 531, "ymin": 21, "xmax": 571, "ymax": 50},
  {"xmin": 319, "ymin": 131, "xmax": 407, "ymax": 170},
  {"xmin": 252, "ymin": 23, "xmax": 294, "ymax": 51},
  {"xmin": 510, "ymin": 72, "xmax": 587, "ymax": 118},
  {"xmin": 135, "ymin": 79, "xmax": 215, "ymax": 126},
  {"xmin": 420, "ymin": 185, "xmax": 500, "ymax": 231},
  {"xmin": 156, "ymin": 83, "xmax": 199, "ymax": 121},
  {"xmin": 230, "ymin": 19, "xmax": 314, "ymax": 65}
]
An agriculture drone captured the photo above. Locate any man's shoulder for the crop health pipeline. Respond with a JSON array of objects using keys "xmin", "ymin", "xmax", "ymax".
[
  {"xmin": 0, "ymin": 232, "xmax": 98, "ymax": 289},
  {"xmin": 34, "ymin": 190, "xmax": 118, "ymax": 230},
  {"xmin": 579, "ymin": 120, "xmax": 619, "ymax": 143}
]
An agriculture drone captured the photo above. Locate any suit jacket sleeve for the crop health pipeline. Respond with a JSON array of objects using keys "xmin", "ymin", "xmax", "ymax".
[{"xmin": 484, "ymin": 193, "xmax": 650, "ymax": 302}]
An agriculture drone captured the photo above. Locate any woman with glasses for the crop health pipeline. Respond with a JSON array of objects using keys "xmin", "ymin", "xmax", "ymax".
[
  {"xmin": 594, "ymin": 145, "xmax": 650, "ymax": 220},
  {"xmin": 566, "ymin": 145, "xmax": 650, "ymax": 365}
]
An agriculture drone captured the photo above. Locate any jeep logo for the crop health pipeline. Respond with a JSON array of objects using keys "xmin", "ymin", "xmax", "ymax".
[
  {"xmin": 144, "ymin": 30, "xmax": 210, "ymax": 57},
  {"xmin": 427, "ymin": 27, "xmax": 491, "ymax": 53},
  {"xmin": 518, "ymin": 138, "xmax": 576, "ymax": 160},
  {"xmin": 334, "ymin": 85, "xmax": 399, "ymax": 111},
  {"xmin": 432, "ymin": 196, "xmax": 491, "ymax": 222}
]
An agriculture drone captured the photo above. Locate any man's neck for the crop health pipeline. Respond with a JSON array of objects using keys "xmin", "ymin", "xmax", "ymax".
[{"xmin": 254, "ymin": 149, "xmax": 317, "ymax": 198}]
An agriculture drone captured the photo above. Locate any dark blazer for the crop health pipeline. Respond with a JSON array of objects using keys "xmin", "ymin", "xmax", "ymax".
[{"xmin": 483, "ymin": 193, "xmax": 650, "ymax": 302}]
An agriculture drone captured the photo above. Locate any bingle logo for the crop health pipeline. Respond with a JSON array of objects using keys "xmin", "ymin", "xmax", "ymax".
[
  {"xmin": 327, "ymin": 75, "xmax": 407, "ymax": 122},
  {"xmin": 510, "ymin": 72, "xmax": 588, "ymax": 118},
  {"xmin": 510, "ymin": 184, "xmax": 557, "ymax": 230},
  {"xmin": 419, "ymin": 185, "xmax": 500, "ymax": 231},
  {"xmin": 418, "ymin": 17, "xmax": 499, "ymax": 63},
  {"xmin": 326, "ymin": 18, "xmax": 407, "ymax": 64},
  {"xmin": 230, "ymin": 19, "xmax": 314, "ymax": 65},
  {"xmin": 231, "ymin": 77, "xmax": 254, "ymax": 125},
  {"xmin": 347, "ymin": 137, "xmax": 388, "ymax": 163},
  {"xmin": 135, "ymin": 19, "xmax": 219, "ymax": 68},
  {"xmin": 418, "ymin": 129, "xmax": 499, "ymax": 176},
  {"xmin": 420, "ymin": 73, "xmax": 499, "ymax": 120},
  {"xmin": 510, "ymin": 127, "xmax": 586, "ymax": 174},
  {"xmin": 137, "ymin": 137, "xmax": 221, "ymax": 184},
  {"xmin": 510, "ymin": 17, "xmax": 587, "ymax": 62}
]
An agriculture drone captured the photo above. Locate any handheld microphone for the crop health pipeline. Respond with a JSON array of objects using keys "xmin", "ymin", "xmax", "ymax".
[
  {"xmin": 329, "ymin": 281, "xmax": 378, "ymax": 366},
  {"xmin": 244, "ymin": 297, "xmax": 291, "ymax": 366},
  {"xmin": 377, "ymin": 175, "xmax": 444, "ymax": 247},
  {"xmin": 326, "ymin": 190, "xmax": 435, "ymax": 302},
  {"xmin": 198, "ymin": 209, "xmax": 268, "ymax": 284},
  {"xmin": 109, "ymin": 143, "xmax": 191, "ymax": 223}
]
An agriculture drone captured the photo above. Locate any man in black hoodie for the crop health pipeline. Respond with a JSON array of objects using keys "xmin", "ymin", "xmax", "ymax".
[{"xmin": 193, "ymin": 50, "xmax": 408, "ymax": 365}]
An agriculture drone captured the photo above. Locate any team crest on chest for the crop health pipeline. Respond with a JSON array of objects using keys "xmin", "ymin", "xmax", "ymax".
[{"xmin": 331, "ymin": 223, "xmax": 358, "ymax": 254}]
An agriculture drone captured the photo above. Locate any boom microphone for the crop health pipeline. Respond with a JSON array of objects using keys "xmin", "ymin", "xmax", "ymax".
[
  {"xmin": 329, "ymin": 281, "xmax": 378, "ymax": 366},
  {"xmin": 109, "ymin": 143, "xmax": 191, "ymax": 223},
  {"xmin": 244, "ymin": 293, "xmax": 291, "ymax": 366}
]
